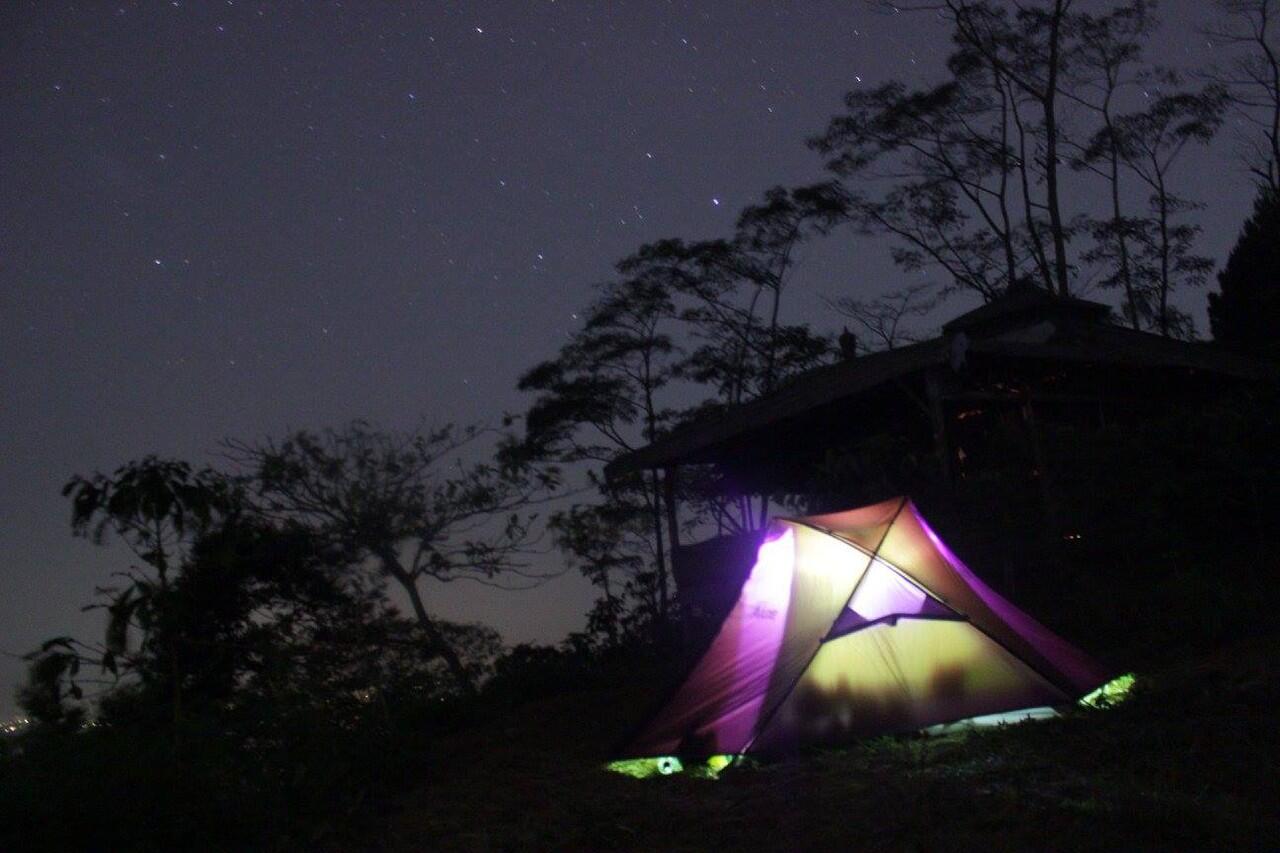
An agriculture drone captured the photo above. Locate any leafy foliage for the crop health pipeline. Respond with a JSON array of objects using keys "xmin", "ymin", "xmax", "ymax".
[
  {"xmin": 826, "ymin": 281, "xmax": 940, "ymax": 353},
  {"xmin": 814, "ymin": 0, "xmax": 1228, "ymax": 329},
  {"xmin": 25, "ymin": 452, "xmax": 512, "ymax": 733},
  {"xmin": 815, "ymin": 0, "xmax": 1092, "ymax": 298},
  {"xmin": 517, "ymin": 185, "xmax": 842, "ymax": 647},
  {"xmin": 227, "ymin": 420, "xmax": 556, "ymax": 693},
  {"xmin": 519, "ymin": 266, "xmax": 684, "ymax": 642},
  {"xmin": 1077, "ymin": 83, "xmax": 1227, "ymax": 336},
  {"xmin": 1203, "ymin": 0, "xmax": 1280, "ymax": 190},
  {"xmin": 10, "ymin": 429, "xmax": 527, "ymax": 850},
  {"xmin": 1208, "ymin": 185, "xmax": 1280, "ymax": 357},
  {"xmin": 26, "ymin": 459, "xmax": 241, "ymax": 731}
]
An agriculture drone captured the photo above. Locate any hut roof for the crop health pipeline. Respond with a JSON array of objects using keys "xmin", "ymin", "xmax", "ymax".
[{"xmin": 608, "ymin": 293, "xmax": 1274, "ymax": 475}]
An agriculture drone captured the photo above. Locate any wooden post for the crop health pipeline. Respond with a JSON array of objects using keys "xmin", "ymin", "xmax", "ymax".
[
  {"xmin": 924, "ymin": 368, "xmax": 953, "ymax": 484},
  {"xmin": 1020, "ymin": 391, "xmax": 1061, "ymax": 590},
  {"xmin": 1021, "ymin": 393, "xmax": 1055, "ymax": 521}
]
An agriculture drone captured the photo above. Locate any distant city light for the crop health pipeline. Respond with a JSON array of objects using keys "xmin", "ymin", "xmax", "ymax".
[{"xmin": 2, "ymin": 715, "xmax": 31, "ymax": 734}]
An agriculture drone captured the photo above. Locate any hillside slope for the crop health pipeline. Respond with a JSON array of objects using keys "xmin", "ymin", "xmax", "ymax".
[{"xmin": 367, "ymin": 637, "xmax": 1279, "ymax": 852}]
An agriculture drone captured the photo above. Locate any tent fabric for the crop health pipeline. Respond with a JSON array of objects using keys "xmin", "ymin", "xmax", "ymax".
[
  {"xmin": 877, "ymin": 505, "xmax": 1110, "ymax": 696},
  {"xmin": 749, "ymin": 619, "xmax": 1069, "ymax": 755},
  {"xmin": 618, "ymin": 497, "xmax": 1110, "ymax": 760},
  {"xmin": 623, "ymin": 520, "xmax": 884, "ymax": 757},
  {"xmin": 796, "ymin": 496, "xmax": 903, "ymax": 553}
]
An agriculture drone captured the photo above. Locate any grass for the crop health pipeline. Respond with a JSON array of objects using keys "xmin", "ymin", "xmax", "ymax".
[
  {"xmin": 3, "ymin": 636, "xmax": 1275, "ymax": 852},
  {"xmin": 359, "ymin": 636, "xmax": 1279, "ymax": 853}
]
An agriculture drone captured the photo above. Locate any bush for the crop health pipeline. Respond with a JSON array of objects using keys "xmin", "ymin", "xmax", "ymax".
[{"xmin": 0, "ymin": 686, "xmax": 461, "ymax": 853}]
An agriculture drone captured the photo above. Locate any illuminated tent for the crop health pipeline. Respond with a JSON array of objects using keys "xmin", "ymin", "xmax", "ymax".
[{"xmin": 619, "ymin": 497, "xmax": 1112, "ymax": 760}]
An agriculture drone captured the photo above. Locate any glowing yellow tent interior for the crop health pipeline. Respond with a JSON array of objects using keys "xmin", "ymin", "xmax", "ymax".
[{"xmin": 618, "ymin": 497, "xmax": 1112, "ymax": 760}]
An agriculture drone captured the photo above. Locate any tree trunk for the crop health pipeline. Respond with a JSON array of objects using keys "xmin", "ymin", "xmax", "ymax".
[
  {"xmin": 1042, "ymin": 0, "xmax": 1071, "ymax": 297},
  {"xmin": 995, "ymin": 70, "xmax": 1019, "ymax": 288},
  {"xmin": 1011, "ymin": 90, "xmax": 1054, "ymax": 290},
  {"xmin": 662, "ymin": 467, "xmax": 681, "ymax": 558},
  {"xmin": 154, "ymin": 520, "xmax": 183, "ymax": 755},
  {"xmin": 649, "ymin": 470, "xmax": 669, "ymax": 624},
  {"xmin": 1155, "ymin": 164, "xmax": 1172, "ymax": 336},
  {"xmin": 1264, "ymin": 5, "xmax": 1280, "ymax": 190},
  {"xmin": 1104, "ymin": 95, "xmax": 1140, "ymax": 329},
  {"xmin": 379, "ymin": 549, "xmax": 477, "ymax": 696},
  {"xmin": 600, "ymin": 571, "xmax": 619, "ymax": 647},
  {"xmin": 761, "ymin": 232, "xmax": 795, "ymax": 395}
]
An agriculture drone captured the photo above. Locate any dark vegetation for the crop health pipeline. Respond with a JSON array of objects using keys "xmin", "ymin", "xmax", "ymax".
[
  {"xmin": 4, "ymin": 2, "xmax": 1280, "ymax": 850},
  {"xmin": 380, "ymin": 638, "xmax": 1280, "ymax": 853}
]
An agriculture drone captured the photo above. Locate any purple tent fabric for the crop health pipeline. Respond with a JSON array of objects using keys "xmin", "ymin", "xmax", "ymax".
[{"xmin": 884, "ymin": 504, "xmax": 1112, "ymax": 696}]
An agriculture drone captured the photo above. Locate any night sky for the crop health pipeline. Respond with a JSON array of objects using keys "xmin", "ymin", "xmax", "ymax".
[{"xmin": 0, "ymin": 0, "xmax": 1253, "ymax": 719}]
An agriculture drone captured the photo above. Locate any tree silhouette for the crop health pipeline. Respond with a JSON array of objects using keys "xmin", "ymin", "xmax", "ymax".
[
  {"xmin": 826, "ymin": 282, "xmax": 940, "ymax": 353},
  {"xmin": 1080, "ymin": 84, "xmax": 1226, "ymax": 336},
  {"xmin": 1068, "ymin": 0, "xmax": 1159, "ymax": 329},
  {"xmin": 54, "ymin": 457, "xmax": 236, "ymax": 732},
  {"xmin": 518, "ymin": 188, "xmax": 840, "ymax": 642},
  {"xmin": 944, "ymin": 0, "xmax": 1077, "ymax": 296},
  {"xmin": 519, "ymin": 268, "xmax": 682, "ymax": 636},
  {"xmin": 38, "ymin": 457, "xmax": 466, "ymax": 734},
  {"xmin": 812, "ymin": 77, "xmax": 1026, "ymax": 301},
  {"xmin": 226, "ymin": 421, "xmax": 555, "ymax": 695},
  {"xmin": 1208, "ymin": 185, "xmax": 1280, "ymax": 357},
  {"xmin": 1203, "ymin": 0, "xmax": 1280, "ymax": 191},
  {"xmin": 839, "ymin": 0, "xmax": 1090, "ymax": 297}
]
